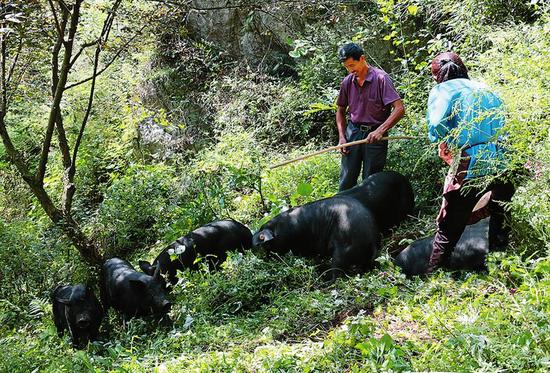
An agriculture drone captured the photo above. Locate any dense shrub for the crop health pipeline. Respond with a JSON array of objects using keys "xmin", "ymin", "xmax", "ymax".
[
  {"xmin": 0, "ymin": 1, "xmax": 548, "ymax": 372},
  {"xmin": 95, "ymin": 164, "xmax": 184, "ymax": 257},
  {"xmin": 509, "ymin": 141, "xmax": 550, "ymax": 252},
  {"xmin": 256, "ymin": 149, "xmax": 340, "ymax": 225},
  {"xmin": 199, "ymin": 72, "xmax": 336, "ymax": 146},
  {"xmin": 0, "ymin": 219, "xmax": 90, "ymax": 331},
  {"xmin": 473, "ymin": 20, "xmax": 550, "ymax": 251}
]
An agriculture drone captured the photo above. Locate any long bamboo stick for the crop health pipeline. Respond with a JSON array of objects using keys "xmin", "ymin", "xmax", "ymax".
[{"xmin": 270, "ymin": 136, "xmax": 417, "ymax": 169}]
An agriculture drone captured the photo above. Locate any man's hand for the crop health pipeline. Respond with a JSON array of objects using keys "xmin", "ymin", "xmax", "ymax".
[
  {"xmin": 438, "ymin": 142, "xmax": 453, "ymax": 165},
  {"xmin": 339, "ymin": 136, "xmax": 350, "ymax": 154},
  {"xmin": 366, "ymin": 129, "xmax": 384, "ymax": 143}
]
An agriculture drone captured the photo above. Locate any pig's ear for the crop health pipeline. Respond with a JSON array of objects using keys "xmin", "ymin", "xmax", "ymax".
[
  {"xmin": 54, "ymin": 286, "xmax": 73, "ymax": 305},
  {"xmin": 139, "ymin": 260, "xmax": 154, "ymax": 275},
  {"xmin": 173, "ymin": 243, "xmax": 187, "ymax": 255},
  {"xmin": 253, "ymin": 229, "xmax": 274, "ymax": 245},
  {"xmin": 56, "ymin": 296, "xmax": 71, "ymax": 305},
  {"xmin": 55, "ymin": 294, "xmax": 72, "ymax": 305},
  {"xmin": 129, "ymin": 279, "xmax": 148, "ymax": 293},
  {"xmin": 178, "ymin": 236, "xmax": 193, "ymax": 252}
]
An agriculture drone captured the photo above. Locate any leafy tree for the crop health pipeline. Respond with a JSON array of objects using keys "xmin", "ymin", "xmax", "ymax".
[{"xmin": 0, "ymin": 0, "xmax": 150, "ymax": 265}]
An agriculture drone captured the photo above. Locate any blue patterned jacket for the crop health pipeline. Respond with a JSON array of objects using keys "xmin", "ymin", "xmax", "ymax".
[{"xmin": 427, "ymin": 78, "xmax": 507, "ymax": 179}]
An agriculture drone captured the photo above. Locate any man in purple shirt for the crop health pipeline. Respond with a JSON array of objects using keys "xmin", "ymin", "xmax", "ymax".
[{"xmin": 336, "ymin": 43, "xmax": 405, "ymax": 191}]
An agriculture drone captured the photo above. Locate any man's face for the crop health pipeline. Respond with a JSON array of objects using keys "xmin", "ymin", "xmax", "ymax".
[{"xmin": 343, "ymin": 56, "xmax": 366, "ymax": 77}]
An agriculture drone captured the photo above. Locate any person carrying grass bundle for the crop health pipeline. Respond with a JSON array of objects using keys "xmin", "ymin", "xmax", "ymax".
[{"xmin": 426, "ymin": 52, "xmax": 515, "ymax": 274}]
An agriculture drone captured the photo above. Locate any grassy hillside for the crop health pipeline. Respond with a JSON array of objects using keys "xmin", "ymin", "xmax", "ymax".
[
  {"xmin": 0, "ymin": 1, "xmax": 548, "ymax": 372},
  {"xmin": 0, "ymin": 228, "xmax": 547, "ymax": 371}
]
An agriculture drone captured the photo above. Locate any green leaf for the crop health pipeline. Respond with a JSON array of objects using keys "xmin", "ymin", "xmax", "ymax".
[
  {"xmin": 407, "ymin": 5, "xmax": 418, "ymax": 16},
  {"xmin": 288, "ymin": 50, "xmax": 301, "ymax": 58},
  {"xmin": 297, "ymin": 182, "xmax": 313, "ymax": 196},
  {"xmin": 355, "ymin": 341, "xmax": 371, "ymax": 355},
  {"xmin": 303, "ymin": 102, "xmax": 337, "ymax": 117},
  {"xmin": 380, "ymin": 333, "xmax": 394, "ymax": 348}
]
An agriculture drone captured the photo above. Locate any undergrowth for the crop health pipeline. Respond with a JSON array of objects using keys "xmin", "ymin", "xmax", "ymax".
[
  {"xmin": 1, "ymin": 243, "xmax": 547, "ymax": 372},
  {"xmin": 0, "ymin": 2, "xmax": 548, "ymax": 372}
]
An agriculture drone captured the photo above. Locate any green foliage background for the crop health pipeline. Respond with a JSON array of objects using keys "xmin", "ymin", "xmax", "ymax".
[{"xmin": 0, "ymin": 0, "xmax": 548, "ymax": 371}]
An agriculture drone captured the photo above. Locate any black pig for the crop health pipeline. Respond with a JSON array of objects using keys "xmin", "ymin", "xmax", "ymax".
[
  {"xmin": 337, "ymin": 171, "xmax": 415, "ymax": 233},
  {"xmin": 253, "ymin": 196, "xmax": 380, "ymax": 280},
  {"xmin": 139, "ymin": 219, "xmax": 252, "ymax": 285},
  {"xmin": 52, "ymin": 284, "xmax": 103, "ymax": 348},
  {"xmin": 395, "ymin": 218, "xmax": 489, "ymax": 276},
  {"xmin": 101, "ymin": 257, "xmax": 171, "ymax": 320}
]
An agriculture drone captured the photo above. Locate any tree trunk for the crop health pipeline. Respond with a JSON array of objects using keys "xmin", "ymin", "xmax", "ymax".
[
  {"xmin": 1, "ymin": 0, "xmax": 135, "ymax": 267},
  {"xmin": 25, "ymin": 175, "xmax": 103, "ymax": 266}
]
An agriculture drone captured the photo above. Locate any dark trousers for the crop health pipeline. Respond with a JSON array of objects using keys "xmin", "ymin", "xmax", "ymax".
[
  {"xmin": 428, "ymin": 178, "xmax": 515, "ymax": 272},
  {"xmin": 339, "ymin": 121, "xmax": 388, "ymax": 191}
]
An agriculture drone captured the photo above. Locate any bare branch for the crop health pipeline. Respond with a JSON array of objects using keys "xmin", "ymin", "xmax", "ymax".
[
  {"xmin": 69, "ymin": 0, "xmax": 122, "ymax": 67},
  {"xmin": 37, "ymin": 0, "xmax": 82, "ymax": 183},
  {"xmin": 48, "ymin": 0, "xmax": 63, "ymax": 37},
  {"xmin": 48, "ymin": 2, "xmax": 73, "ymax": 179},
  {"xmin": 62, "ymin": 0, "xmax": 123, "ymax": 213},
  {"xmin": 63, "ymin": 44, "xmax": 100, "ymax": 213},
  {"xmin": 65, "ymin": 24, "xmax": 146, "ymax": 90},
  {"xmin": 101, "ymin": 0, "xmax": 123, "ymax": 42},
  {"xmin": 6, "ymin": 57, "xmax": 31, "ymax": 106},
  {"xmin": 56, "ymin": 111, "xmax": 72, "ymax": 163},
  {"xmin": 0, "ymin": 22, "xmax": 33, "ymax": 183},
  {"xmin": 148, "ymin": 0, "xmax": 251, "ymax": 11},
  {"xmin": 5, "ymin": 35, "xmax": 22, "ymax": 88},
  {"xmin": 147, "ymin": 0, "xmax": 332, "ymax": 11},
  {"xmin": 71, "ymin": 46, "xmax": 99, "ymax": 165},
  {"xmin": 47, "ymin": 4, "xmax": 72, "ymax": 180},
  {"xmin": 57, "ymin": 0, "xmax": 71, "ymax": 14},
  {"xmin": 69, "ymin": 39, "xmax": 98, "ymax": 67},
  {"xmin": 0, "ymin": 122, "xmax": 34, "ymax": 183},
  {"xmin": 71, "ymin": 0, "xmax": 123, "ymax": 164},
  {"xmin": 0, "ymin": 40, "xmax": 6, "ymax": 116},
  {"xmin": 51, "ymin": 6, "xmax": 69, "ymax": 96},
  {"xmin": 147, "ymin": 0, "xmax": 192, "ymax": 8},
  {"xmin": 51, "ymin": 6, "xmax": 71, "ymax": 172}
]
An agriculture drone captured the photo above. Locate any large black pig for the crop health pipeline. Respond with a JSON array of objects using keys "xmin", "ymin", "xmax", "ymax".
[
  {"xmin": 337, "ymin": 171, "xmax": 415, "ymax": 233},
  {"xmin": 52, "ymin": 284, "xmax": 103, "ymax": 348},
  {"xmin": 395, "ymin": 218, "xmax": 489, "ymax": 276},
  {"xmin": 101, "ymin": 257, "xmax": 171, "ymax": 320},
  {"xmin": 253, "ymin": 196, "xmax": 380, "ymax": 280},
  {"xmin": 139, "ymin": 219, "xmax": 252, "ymax": 285}
]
